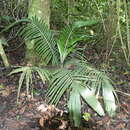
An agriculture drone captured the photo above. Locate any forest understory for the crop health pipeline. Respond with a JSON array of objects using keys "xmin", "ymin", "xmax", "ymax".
[{"xmin": 0, "ymin": 44, "xmax": 130, "ymax": 130}]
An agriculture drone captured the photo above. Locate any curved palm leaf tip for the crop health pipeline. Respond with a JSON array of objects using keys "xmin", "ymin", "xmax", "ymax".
[
  {"xmin": 19, "ymin": 16, "xmax": 59, "ymax": 65},
  {"xmin": 10, "ymin": 66, "xmax": 50, "ymax": 103},
  {"xmin": 47, "ymin": 61, "xmax": 117, "ymax": 126}
]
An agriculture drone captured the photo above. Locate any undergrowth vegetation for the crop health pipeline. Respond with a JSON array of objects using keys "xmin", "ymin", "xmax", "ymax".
[
  {"xmin": 9, "ymin": 16, "xmax": 117, "ymax": 126},
  {"xmin": 0, "ymin": 0, "xmax": 130, "ymax": 128}
]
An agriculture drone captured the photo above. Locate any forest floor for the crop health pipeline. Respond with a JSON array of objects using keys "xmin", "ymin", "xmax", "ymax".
[{"xmin": 0, "ymin": 46, "xmax": 130, "ymax": 130}]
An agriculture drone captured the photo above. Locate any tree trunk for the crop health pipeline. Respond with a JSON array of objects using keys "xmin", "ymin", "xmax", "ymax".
[{"xmin": 25, "ymin": 0, "xmax": 50, "ymax": 65}]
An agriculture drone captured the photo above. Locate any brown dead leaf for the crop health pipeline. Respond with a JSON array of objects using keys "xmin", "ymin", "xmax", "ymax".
[
  {"xmin": 0, "ymin": 89, "xmax": 10, "ymax": 96},
  {"xmin": 39, "ymin": 117, "xmax": 45, "ymax": 127},
  {"xmin": 59, "ymin": 120, "xmax": 68, "ymax": 129},
  {"xmin": 20, "ymin": 92, "xmax": 26, "ymax": 97},
  {"xmin": 19, "ymin": 106, "xmax": 26, "ymax": 114},
  {"xmin": 28, "ymin": 103, "xmax": 33, "ymax": 109},
  {"xmin": 4, "ymin": 119, "xmax": 20, "ymax": 130},
  {"xmin": 24, "ymin": 112, "xmax": 34, "ymax": 118},
  {"xmin": 60, "ymin": 110, "xmax": 64, "ymax": 117},
  {"xmin": 117, "ymin": 113, "xmax": 128, "ymax": 119},
  {"xmin": 37, "ymin": 104, "xmax": 48, "ymax": 112},
  {"xmin": 48, "ymin": 105, "xmax": 64, "ymax": 116},
  {"xmin": 115, "ymin": 122, "xmax": 126, "ymax": 129},
  {"xmin": 8, "ymin": 111, "xmax": 16, "ymax": 117},
  {"xmin": 48, "ymin": 105, "xmax": 55, "ymax": 111},
  {"xmin": 0, "ymin": 85, "xmax": 16, "ymax": 96},
  {"xmin": 97, "ymin": 116, "xmax": 110, "ymax": 126},
  {"xmin": 30, "ymin": 98, "xmax": 37, "ymax": 101}
]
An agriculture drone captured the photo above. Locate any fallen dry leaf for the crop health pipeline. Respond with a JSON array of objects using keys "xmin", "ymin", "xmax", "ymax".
[
  {"xmin": 97, "ymin": 116, "xmax": 110, "ymax": 125},
  {"xmin": 0, "ymin": 89, "xmax": 10, "ymax": 96},
  {"xmin": 19, "ymin": 106, "xmax": 26, "ymax": 114},
  {"xmin": 37, "ymin": 104, "xmax": 48, "ymax": 112},
  {"xmin": 39, "ymin": 117, "xmax": 45, "ymax": 127},
  {"xmin": 28, "ymin": 103, "xmax": 33, "ymax": 109},
  {"xmin": 59, "ymin": 120, "xmax": 68, "ymax": 129},
  {"xmin": 48, "ymin": 105, "xmax": 55, "ymax": 111},
  {"xmin": 115, "ymin": 122, "xmax": 126, "ymax": 129}
]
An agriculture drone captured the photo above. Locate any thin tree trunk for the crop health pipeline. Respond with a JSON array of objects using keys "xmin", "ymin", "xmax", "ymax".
[{"xmin": 102, "ymin": 1, "xmax": 117, "ymax": 62}]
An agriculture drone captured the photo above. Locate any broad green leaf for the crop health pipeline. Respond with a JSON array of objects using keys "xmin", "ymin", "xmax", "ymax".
[
  {"xmin": 68, "ymin": 87, "xmax": 81, "ymax": 127},
  {"xmin": 102, "ymin": 79, "xmax": 117, "ymax": 117},
  {"xmin": 79, "ymin": 85, "xmax": 105, "ymax": 116},
  {"xmin": 73, "ymin": 20, "xmax": 99, "ymax": 28}
]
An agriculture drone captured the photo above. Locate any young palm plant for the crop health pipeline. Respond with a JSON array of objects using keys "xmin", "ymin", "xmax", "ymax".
[{"xmin": 17, "ymin": 16, "xmax": 117, "ymax": 126}]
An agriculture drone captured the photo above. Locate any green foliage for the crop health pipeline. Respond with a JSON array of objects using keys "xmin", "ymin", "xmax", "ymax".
[
  {"xmin": 57, "ymin": 20, "xmax": 99, "ymax": 64},
  {"xmin": 10, "ymin": 66, "xmax": 50, "ymax": 103},
  {"xmin": 83, "ymin": 112, "xmax": 91, "ymax": 121},
  {"xmin": 19, "ymin": 16, "xmax": 59, "ymax": 65},
  {"xmin": 47, "ymin": 61, "xmax": 117, "ymax": 126},
  {"xmin": 19, "ymin": 17, "xmax": 99, "ymax": 66},
  {"xmin": 0, "ymin": 19, "xmax": 29, "ymax": 34},
  {"xmin": 1, "ymin": 0, "xmax": 129, "ymax": 127},
  {"xmin": 17, "ymin": 16, "xmax": 118, "ymax": 126}
]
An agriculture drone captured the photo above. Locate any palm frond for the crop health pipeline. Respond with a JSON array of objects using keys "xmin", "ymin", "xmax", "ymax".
[
  {"xmin": 68, "ymin": 86, "xmax": 81, "ymax": 127},
  {"xmin": 57, "ymin": 20, "xmax": 99, "ymax": 64},
  {"xmin": 78, "ymin": 84, "xmax": 105, "ymax": 116},
  {"xmin": 19, "ymin": 16, "xmax": 59, "ymax": 65},
  {"xmin": 10, "ymin": 66, "xmax": 50, "ymax": 103},
  {"xmin": 47, "ymin": 69, "xmax": 72, "ymax": 105},
  {"xmin": 102, "ymin": 79, "xmax": 117, "ymax": 117},
  {"xmin": 17, "ymin": 70, "xmax": 26, "ymax": 103},
  {"xmin": 47, "ymin": 61, "xmax": 117, "ymax": 126},
  {"xmin": 33, "ymin": 67, "xmax": 51, "ymax": 82},
  {"xmin": 73, "ymin": 20, "xmax": 99, "ymax": 28},
  {"xmin": 76, "ymin": 62, "xmax": 118, "ymax": 116},
  {"xmin": 57, "ymin": 20, "xmax": 98, "ymax": 64},
  {"xmin": 57, "ymin": 25, "xmax": 76, "ymax": 63}
]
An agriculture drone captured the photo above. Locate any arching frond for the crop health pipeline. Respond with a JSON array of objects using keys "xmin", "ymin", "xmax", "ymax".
[
  {"xmin": 10, "ymin": 66, "xmax": 51, "ymax": 103},
  {"xmin": 47, "ymin": 60, "xmax": 117, "ymax": 126},
  {"xmin": 20, "ymin": 16, "xmax": 59, "ymax": 65},
  {"xmin": 57, "ymin": 19, "xmax": 99, "ymax": 64}
]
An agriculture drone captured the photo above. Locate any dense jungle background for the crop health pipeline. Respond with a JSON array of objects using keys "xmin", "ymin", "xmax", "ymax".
[{"xmin": 0, "ymin": 0, "xmax": 130, "ymax": 129}]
